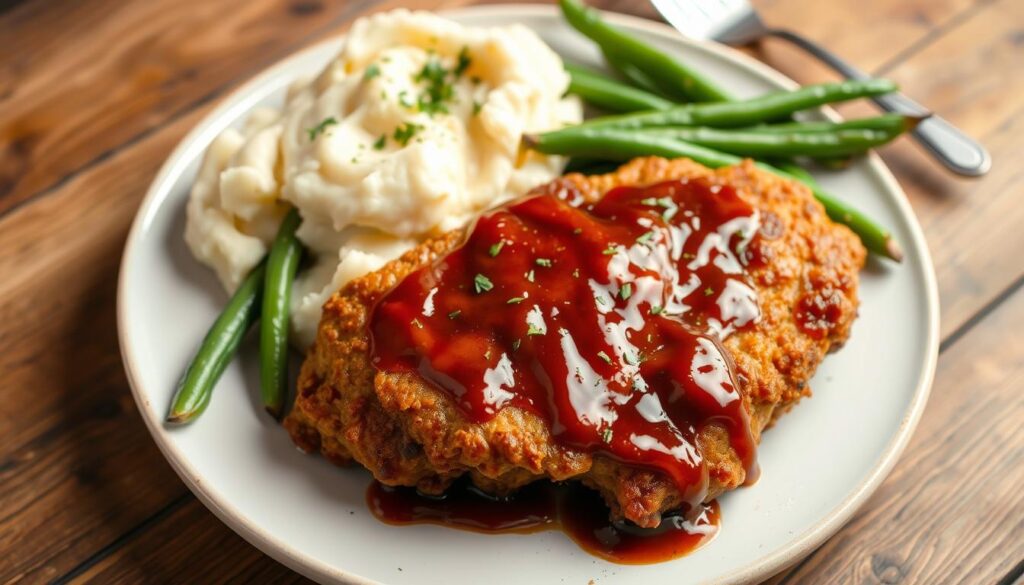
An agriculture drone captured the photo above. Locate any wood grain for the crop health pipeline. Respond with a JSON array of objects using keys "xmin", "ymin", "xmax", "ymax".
[
  {"xmin": 69, "ymin": 498, "xmax": 314, "ymax": 584},
  {"xmin": 0, "ymin": 0, "xmax": 458, "ymax": 216},
  {"xmin": 0, "ymin": 0, "xmax": 987, "ymax": 216},
  {"xmin": 772, "ymin": 273, "xmax": 1024, "ymax": 584},
  {"xmin": 870, "ymin": 0, "xmax": 1024, "ymax": 340},
  {"xmin": 0, "ymin": 0, "xmax": 1021, "ymax": 583},
  {"xmin": 749, "ymin": 0, "xmax": 1024, "ymax": 341},
  {"xmin": 0, "ymin": 107, "xmax": 207, "ymax": 583},
  {"xmin": 0, "ymin": 1, "xmax": 466, "ymax": 580},
  {"xmin": 751, "ymin": 0, "xmax": 991, "ymax": 86}
]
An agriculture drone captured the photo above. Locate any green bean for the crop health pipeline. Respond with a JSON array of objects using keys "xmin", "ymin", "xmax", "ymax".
[
  {"xmin": 566, "ymin": 63, "xmax": 674, "ymax": 112},
  {"xmin": 644, "ymin": 127, "xmax": 904, "ymax": 157},
  {"xmin": 743, "ymin": 113, "xmax": 925, "ymax": 135},
  {"xmin": 167, "ymin": 261, "xmax": 266, "ymax": 424},
  {"xmin": 559, "ymin": 0, "xmax": 730, "ymax": 102},
  {"xmin": 524, "ymin": 129, "xmax": 902, "ymax": 261},
  {"xmin": 737, "ymin": 115, "xmax": 921, "ymax": 168},
  {"xmin": 600, "ymin": 48, "xmax": 672, "ymax": 98},
  {"xmin": 260, "ymin": 207, "xmax": 304, "ymax": 419},
  {"xmin": 564, "ymin": 79, "xmax": 898, "ymax": 131}
]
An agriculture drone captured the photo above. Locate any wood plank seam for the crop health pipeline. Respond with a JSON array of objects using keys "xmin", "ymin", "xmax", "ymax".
[
  {"xmin": 939, "ymin": 273, "xmax": 1024, "ymax": 353},
  {"xmin": 773, "ymin": 284, "xmax": 1024, "ymax": 584},
  {"xmin": 49, "ymin": 492, "xmax": 194, "ymax": 585},
  {"xmin": 0, "ymin": 0, "xmax": 31, "ymax": 17},
  {"xmin": 870, "ymin": 0, "xmax": 998, "ymax": 76},
  {"xmin": 0, "ymin": 0, "xmax": 383, "ymax": 224},
  {"xmin": 994, "ymin": 557, "xmax": 1024, "ymax": 585},
  {"xmin": 0, "ymin": 88, "xmax": 221, "ymax": 225}
]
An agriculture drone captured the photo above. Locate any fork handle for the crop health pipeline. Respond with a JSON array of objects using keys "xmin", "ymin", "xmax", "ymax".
[{"xmin": 768, "ymin": 28, "xmax": 991, "ymax": 177}]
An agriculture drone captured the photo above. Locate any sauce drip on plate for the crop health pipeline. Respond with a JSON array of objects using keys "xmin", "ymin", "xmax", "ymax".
[
  {"xmin": 367, "ymin": 479, "xmax": 720, "ymax": 564},
  {"xmin": 370, "ymin": 178, "xmax": 761, "ymax": 506}
]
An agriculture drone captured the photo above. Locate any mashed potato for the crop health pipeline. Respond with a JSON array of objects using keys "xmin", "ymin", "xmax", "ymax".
[{"xmin": 185, "ymin": 10, "xmax": 581, "ymax": 347}]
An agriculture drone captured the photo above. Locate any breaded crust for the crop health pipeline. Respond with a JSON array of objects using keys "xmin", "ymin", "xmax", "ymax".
[{"xmin": 284, "ymin": 157, "xmax": 866, "ymax": 527}]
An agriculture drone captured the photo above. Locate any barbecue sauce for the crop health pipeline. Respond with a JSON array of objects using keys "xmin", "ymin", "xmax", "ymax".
[
  {"xmin": 367, "ymin": 479, "xmax": 720, "ymax": 564},
  {"xmin": 369, "ymin": 178, "xmax": 760, "ymax": 559}
]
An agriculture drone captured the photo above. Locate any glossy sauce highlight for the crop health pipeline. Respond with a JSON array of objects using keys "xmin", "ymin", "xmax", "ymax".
[{"xmin": 371, "ymin": 178, "xmax": 760, "ymax": 507}]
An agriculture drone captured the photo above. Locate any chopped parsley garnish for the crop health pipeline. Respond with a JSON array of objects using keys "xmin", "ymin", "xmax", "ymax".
[
  {"xmin": 373, "ymin": 134, "xmax": 387, "ymax": 150},
  {"xmin": 597, "ymin": 351, "xmax": 613, "ymax": 365},
  {"xmin": 415, "ymin": 56, "xmax": 456, "ymax": 116},
  {"xmin": 651, "ymin": 305, "xmax": 664, "ymax": 315},
  {"xmin": 526, "ymin": 269, "xmax": 535, "ymax": 283},
  {"xmin": 489, "ymin": 241, "xmax": 505, "ymax": 257},
  {"xmin": 401, "ymin": 47, "xmax": 473, "ymax": 117},
  {"xmin": 642, "ymin": 196, "xmax": 672, "ymax": 208},
  {"xmin": 527, "ymin": 324, "xmax": 544, "ymax": 336},
  {"xmin": 398, "ymin": 90, "xmax": 415, "ymax": 108},
  {"xmin": 601, "ymin": 427, "xmax": 613, "ymax": 443},
  {"xmin": 535, "ymin": 258, "xmax": 552, "ymax": 267},
  {"xmin": 619, "ymin": 283, "xmax": 632, "ymax": 301},
  {"xmin": 306, "ymin": 117, "xmax": 338, "ymax": 141},
  {"xmin": 448, "ymin": 310, "xmax": 461, "ymax": 319},
  {"xmin": 602, "ymin": 244, "xmax": 618, "ymax": 256},
  {"xmin": 418, "ymin": 88, "xmax": 452, "ymax": 115},
  {"xmin": 363, "ymin": 63, "xmax": 381, "ymax": 80},
  {"xmin": 507, "ymin": 296, "xmax": 525, "ymax": 304},
  {"xmin": 636, "ymin": 231, "xmax": 655, "ymax": 246},
  {"xmin": 474, "ymin": 273, "xmax": 494, "ymax": 293},
  {"xmin": 454, "ymin": 46, "xmax": 472, "ymax": 78},
  {"xmin": 393, "ymin": 122, "xmax": 423, "ymax": 146},
  {"xmin": 416, "ymin": 57, "xmax": 447, "ymax": 85},
  {"xmin": 472, "ymin": 100, "xmax": 483, "ymax": 116},
  {"xmin": 704, "ymin": 286, "xmax": 715, "ymax": 296},
  {"xmin": 640, "ymin": 197, "xmax": 679, "ymax": 220},
  {"xmin": 512, "ymin": 339, "xmax": 522, "ymax": 351}
]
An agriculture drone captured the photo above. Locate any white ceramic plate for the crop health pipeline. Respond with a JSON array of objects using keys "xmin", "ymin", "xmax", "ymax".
[{"xmin": 118, "ymin": 5, "xmax": 939, "ymax": 584}]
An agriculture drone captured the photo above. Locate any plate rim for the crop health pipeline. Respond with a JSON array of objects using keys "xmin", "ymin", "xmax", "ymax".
[{"xmin": 116, "ymin": 5, "xmax": 940, "ymax": 584}]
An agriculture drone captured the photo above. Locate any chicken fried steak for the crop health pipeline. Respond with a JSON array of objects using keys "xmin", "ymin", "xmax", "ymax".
[{"xmin": 284, "ymin": 157, "xmax": 865, "ymax": 528}]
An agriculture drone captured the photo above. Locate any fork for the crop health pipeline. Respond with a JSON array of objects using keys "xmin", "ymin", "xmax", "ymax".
[{"xmin": 650, "ymin": 0, "xmax": 991, "ymax": 177}]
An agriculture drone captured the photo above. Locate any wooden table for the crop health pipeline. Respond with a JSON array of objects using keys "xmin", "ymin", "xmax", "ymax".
[{"xmin": 2, "ymin": 0, "xmax": 1022, "ymax": 582}]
